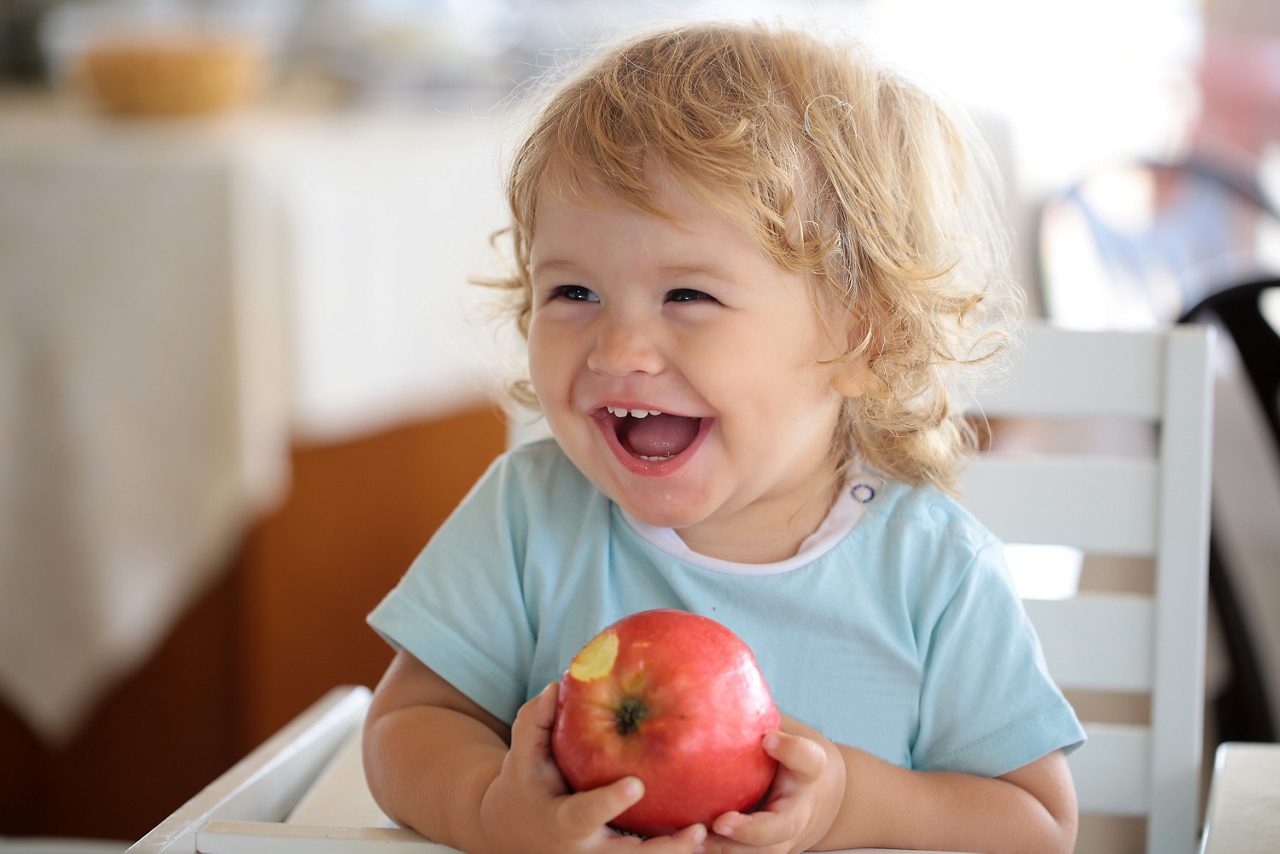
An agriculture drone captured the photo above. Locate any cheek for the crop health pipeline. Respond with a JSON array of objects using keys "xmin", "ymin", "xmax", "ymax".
[
  {"xmin": 526, "ymin": 340, "xmax": 554, "ymax": 397},
  {"xmin": 722, "ymin": 333, "xmax": 841, "ymax": 400},
  {"xmin": 527, "ymin": 323, "xmax": 574, "ymax": 399},
  {"xmin": 525, "ymin": 326, "xmax": 552, "ymax": 396}
]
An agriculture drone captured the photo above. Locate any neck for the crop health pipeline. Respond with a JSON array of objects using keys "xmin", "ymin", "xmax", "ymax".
[{"xmin": 674, "ymin": 481, "xmax": 839, "ymax": 564}]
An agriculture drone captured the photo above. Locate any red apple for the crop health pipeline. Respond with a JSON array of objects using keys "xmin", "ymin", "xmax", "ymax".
[{"xmin": 550, "ymin": 608, "xmax": 780, "ymax": 836}]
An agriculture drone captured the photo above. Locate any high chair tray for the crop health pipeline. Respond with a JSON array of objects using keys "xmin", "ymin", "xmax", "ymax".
[
  {"xmin": 127, "ymin": 685, "xmax": 452, "ymax": 853},
  {"xmin": 128, "ymin": 685, "xmax": 960, "ymax": 853}
]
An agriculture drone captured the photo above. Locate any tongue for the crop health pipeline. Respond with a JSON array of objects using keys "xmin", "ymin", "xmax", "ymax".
[{"xmin": 620, "ymin": 414, "xmax": 701, "ymax": 458}]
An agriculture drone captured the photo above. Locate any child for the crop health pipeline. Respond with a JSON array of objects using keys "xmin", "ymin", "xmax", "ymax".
[{"xmin": 363, "ymin": 21, "xmax": 1085, "ymax": 854}]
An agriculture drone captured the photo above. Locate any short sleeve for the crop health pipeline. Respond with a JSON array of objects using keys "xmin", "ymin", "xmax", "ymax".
[
  {"xmin": 367, "ymin": 452, "xmax": 536, "ymax": 724},
  {"xmin": 912, "ymin": 544, "xmax": 1086, "ymax": 776}
]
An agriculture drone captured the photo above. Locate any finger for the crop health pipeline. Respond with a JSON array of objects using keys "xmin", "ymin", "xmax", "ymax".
[
  {"xmin": 763, "ymin": 730, "xmax": 826, "ymax": 783},
  {"xmin": 555, "ymin": 775, "xmax": 646, "ymax": 835},
  {"xmin": 526, "ymin": 681, "xmax": 559, "ymax": 729},
  {"xmin": 636, "ymin": 822, "xmax": 708, "ymax": 852},
  {"xmin": 507, "ymin": 683, "xmax": 561, "ymax": 782},
  {"xmin": 711, "ymin": 807, "xmax": 794, "ymax": 848},
  {"xmin": 510, "ymin": 683, "xmax": 557, "ymax": 749}
]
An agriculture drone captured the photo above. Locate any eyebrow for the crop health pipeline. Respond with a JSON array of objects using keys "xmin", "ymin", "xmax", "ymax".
[
  {"xmin": 531, "ymin": 258, "xmax": 583, "ymax": 278},
  {"xmin": 657, "ymin": 264, "xmax": 735, "ymax": 284},
  {"xmin": 532, "ymin": 259, "xmax": 735, "ymax": 285}
]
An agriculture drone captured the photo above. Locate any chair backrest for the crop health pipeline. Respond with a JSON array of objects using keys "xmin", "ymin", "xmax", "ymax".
[
  {"xmin": 1181, "ymin": 277, "xmax": 1280, "ymax": 443},
  {"xmin": 1179, "ymin": 278, "xmax": 1280, "ymax": 744},
  {"xmin": 961, "ymin": 321, "xmax": 1214, "ymax": 854}
]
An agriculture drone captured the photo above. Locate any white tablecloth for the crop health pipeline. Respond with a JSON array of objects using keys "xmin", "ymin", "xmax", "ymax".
[{"xmin": 0, "ymin": 94, "xmax": 513, "ymax": 744}]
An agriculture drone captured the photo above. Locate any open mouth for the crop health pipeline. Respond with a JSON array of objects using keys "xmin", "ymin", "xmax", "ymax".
[{"xmin": 602, "ymin": 406, "xmax": 704, "ymax": 463}]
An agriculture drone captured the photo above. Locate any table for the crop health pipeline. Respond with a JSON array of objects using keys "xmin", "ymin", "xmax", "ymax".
[
  {"xmin": 1200, "ymin": 742, "xmax": 1280, "ymax": 853},
  {"xmin": 0, "ymin": 93, "xmax": 512, "ymax": 745}
]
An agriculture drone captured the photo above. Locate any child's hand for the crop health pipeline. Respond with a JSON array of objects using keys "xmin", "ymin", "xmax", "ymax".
[
  {"xmin": 478, "ymin": 682, "xmax": 710, "ymax": 854},
  {"xmin": 702, "ymin": 715, "xmax": 846, "ymax": 853}
]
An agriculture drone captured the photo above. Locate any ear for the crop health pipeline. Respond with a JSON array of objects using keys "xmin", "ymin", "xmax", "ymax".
[
  {"xmin": 829, "ymin": 319, "xmax": 876, "ymax": 398},
  {"xmin": 832, "ymin": 354, "xmax": 873, "ymax": 398}
]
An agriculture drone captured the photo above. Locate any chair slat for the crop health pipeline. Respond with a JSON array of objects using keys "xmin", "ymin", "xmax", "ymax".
[
  {"xmin": 961, "ymin": 456, "xmax": 1158, "ymax": 555},
  {"xmin": 1069, "ymin": 723, "xmax": 1152, "ymax": 815},
  {"xmin": 974, "ymin": 325, "xmax": 1165, "ymax": 420},
  {"xmin": 1146, "ymin": 326, "xmax": 1216, "ymax": 854},
  {"xmin": 1024, "ymin": 595, "xmax": 1155, "ymax": 692}
]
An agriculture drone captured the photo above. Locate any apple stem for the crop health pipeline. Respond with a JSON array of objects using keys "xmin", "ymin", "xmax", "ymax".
[{"xmin": 615, "ymin": 697, "xmax": 648, "ymax": 735}]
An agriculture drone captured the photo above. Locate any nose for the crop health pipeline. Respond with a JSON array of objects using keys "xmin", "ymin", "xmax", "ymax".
[{"xmin": 586, "ymin": 315, "xmax": 666, "ymax": 377}]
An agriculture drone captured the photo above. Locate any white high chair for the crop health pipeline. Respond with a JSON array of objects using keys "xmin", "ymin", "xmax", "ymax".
[
  {"xmin": 961, "ymin": 320, "xmax": 1214, "ymax": 854},
  {"xmin": 130, "ymin": 321, "xmax": 1279, "ymax": 854}
]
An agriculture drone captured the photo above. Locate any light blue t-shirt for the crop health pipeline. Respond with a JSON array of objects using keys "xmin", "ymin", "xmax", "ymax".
[{"xmin": 368, "ymin": 439, "xmax": 1084, "ymax": 777}]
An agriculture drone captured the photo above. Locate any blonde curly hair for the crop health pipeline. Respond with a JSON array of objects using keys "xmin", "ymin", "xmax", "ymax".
[{"xmin": 488, "ymin": 21, "xmax": 1022, "ymax": 494}]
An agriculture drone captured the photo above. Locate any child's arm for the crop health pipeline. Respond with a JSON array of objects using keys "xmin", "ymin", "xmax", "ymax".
[
  {"xmin": 362, "ymin": 649, "xmax": 708, "ymax": 853},
  {"xmin": 826, "ymin": 742, "xmax": 1076, "ymax": 853},
  {"xmin": 706, "ymin": 715, "xmax": 1077, "ymax": 854}
]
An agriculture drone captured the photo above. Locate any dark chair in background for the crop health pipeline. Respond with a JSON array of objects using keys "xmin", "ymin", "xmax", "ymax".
[
  {"xmin": 1181, "ymin": 279, "xmax": 1280, "ymax": 441},
  {"xmin": 1180, "ymin": 278, "xmax": 1280, "ymax": 744}
]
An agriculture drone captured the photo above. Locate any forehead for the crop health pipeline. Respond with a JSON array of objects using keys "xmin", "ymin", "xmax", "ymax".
[
  {"xmin": 532, "ymin": 155, "xmax": 758, "ymax": 241},
  {"xmin": 532, "ymin": 162, "xmax": 749, "ymax": 252}
]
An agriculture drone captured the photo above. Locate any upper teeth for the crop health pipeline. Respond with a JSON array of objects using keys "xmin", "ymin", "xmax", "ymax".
[{"xmin": 606, "ymin": 406, "xmax": 662, "ymax": 418}]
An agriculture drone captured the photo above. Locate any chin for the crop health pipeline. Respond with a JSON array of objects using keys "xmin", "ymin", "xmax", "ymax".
[{"xmin": 613, "ymin": 490, "xmax": 713, "ymax": 531}]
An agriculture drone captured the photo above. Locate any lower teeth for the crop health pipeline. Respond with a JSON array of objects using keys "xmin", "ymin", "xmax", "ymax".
[{"xmin": 637, "ymin": 454, "xmax": 673, "ymax": 462}]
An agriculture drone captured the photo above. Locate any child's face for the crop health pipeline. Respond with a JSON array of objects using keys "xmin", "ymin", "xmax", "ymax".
[{"xmin": 526, "ymin": 164, "xmax": 851, "ymax": 562}]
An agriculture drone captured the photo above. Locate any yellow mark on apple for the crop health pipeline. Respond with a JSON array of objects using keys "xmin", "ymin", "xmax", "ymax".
[{"xmin": 569, "ymin": 630, "xmax": 619, "ymax": 681}]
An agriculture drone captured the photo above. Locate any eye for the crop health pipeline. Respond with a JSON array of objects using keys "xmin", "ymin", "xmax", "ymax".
[
  {"xmin": 549, "ymin": 284, "xmax": 599, "ymax": 303},
  {"xmin": 666, "ymin": 288, "xmax": 718, "ymax": 303}
]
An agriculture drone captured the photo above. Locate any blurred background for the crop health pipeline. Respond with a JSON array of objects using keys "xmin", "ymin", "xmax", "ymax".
[{"xmin": 1, "ymin": 0, "xmax": 1277, "ymax": 847}]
